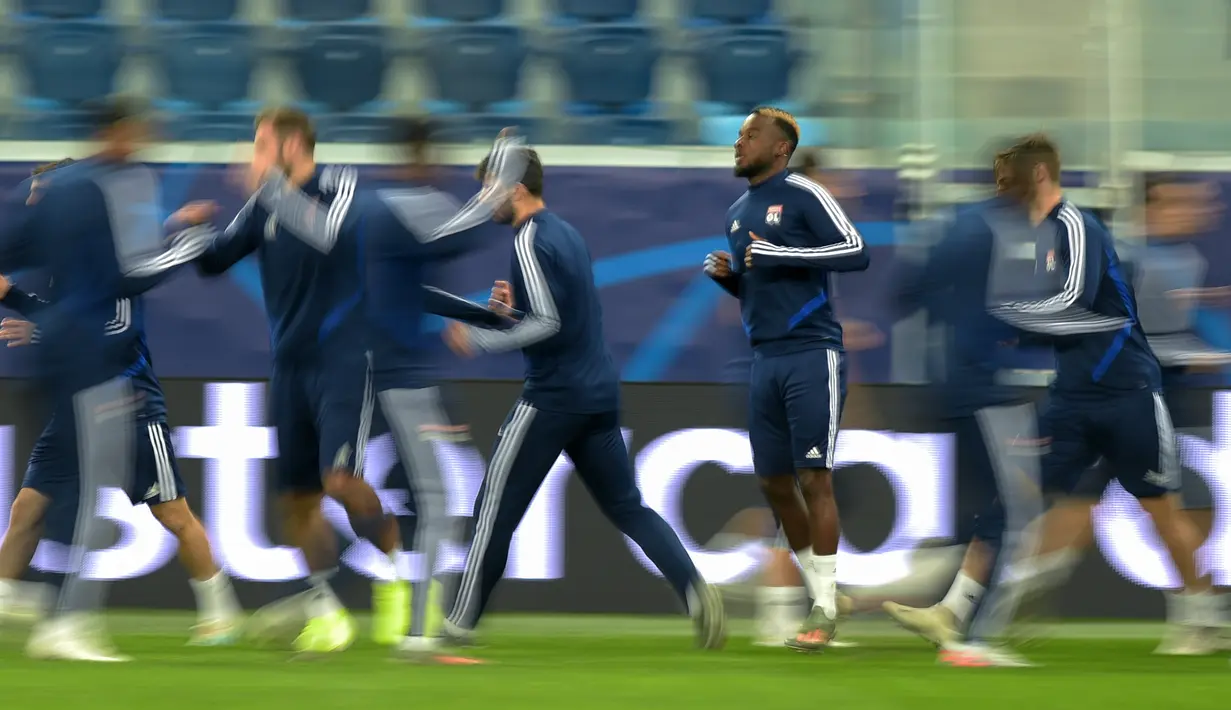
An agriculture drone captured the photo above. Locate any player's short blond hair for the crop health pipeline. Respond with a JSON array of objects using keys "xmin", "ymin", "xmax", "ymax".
[{"xmin": 752, "ymin": 106, "xmax": 800, "ymax": 153}]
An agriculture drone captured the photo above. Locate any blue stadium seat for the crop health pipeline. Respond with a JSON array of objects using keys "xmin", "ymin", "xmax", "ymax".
[
  {"xmin": 423, "ymin": 25, "xmax": 526, "ymax": 110},
  {"xmin": 285, "ymin": 0, "xmax": 371, "ymax": 22},
  {"xmin": 558, "ymin": 25, "xmax": 658, "ymax": 109},
  {"xmin": 420, "ymin": 0, "xmax": 505, "ymax": 22},
  {"xmin": 14, "ymin": 110, "xmax": 97, "ymax": 139},
  {"xmin": 160, "ymin": 30, "xmax": 254, "ymax": 108},
  {"xmin": 164, "ymin": 110, "xmax": 256, "ymax": 141},
  {"xmin": 315, "ymin": 114, "xmax": 399, "ymax": 143},
  {"xmin": 568, "ymin": 116, "xmax": 676, "ymax": 145},
  {"xmin": 153, "ymin": 0, "xmax": 239, "ymax": 21},
  {"xmin": 294, "ymin": 30, "xmax": 389, "ymax": 110},
  {"xmin": 698, "ymin": 115, "xmax": 823, "ymax": 146},
  {"xmin": 554, "ymin": 0, "xmax": 638, "ymax": 22},
  {"xmin": 19, "ymin": 21, "xmax": 120, "ymax": 104},
  {"xmin": 19, "ymin": 0, "xmax": 101, "ymax": 18},
  {"xmin": 429, "ymin": 114, "xmax": 541, "ymax": 144},
  {"xmin": 687, "ymin": 0, "xmax": 772, "ymax": 24},
  {"xmin": 694, "ymin": 27, "xmax": 794, "ymax": 112}
]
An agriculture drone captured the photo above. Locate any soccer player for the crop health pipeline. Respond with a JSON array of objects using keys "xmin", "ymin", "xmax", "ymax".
[
  {"xmin": 251, "ymin": 118, "xmax": 526, "ymax": 661},
  {"xmin": 975, "ymin": 135, "xmax": 1213, "ymax": 665},
  {"xmin": 877, "ymin": 193, "xmax": 1046, "ymax": 666},
  {"xmin": 704, "ymin": 107, "xmax": 869, "ymax": 651},
  {"xmin": 439, "ymin": 147, "xmax": 726, "ymax": 649},
  {"xmin": 173, "ymin": 107, "xmax": 405, "ymax": 653},
  {"xmin": 0, "ymin": 98, "xmax": 219, "ymax": 660},
  {"xmin": 0, "ymin": 162, "xmax": 241, "ymax": 651}
]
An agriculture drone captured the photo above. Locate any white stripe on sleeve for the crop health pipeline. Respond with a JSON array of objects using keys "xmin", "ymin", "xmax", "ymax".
[
  {"xmin": 468, "ymin": 221, "xmax": 561, "ymax": 353},
  {"xmin": 1006, "ymin": 201, "xmax": 1086, "ymax": 315},
  {"xmin": 748, "ymin": 173, "xmax": 864, "ymax": 261},
  {"xmin": 124, "ymin": 225, "xmax": 218, "ymax": 278},
  {"xmin": 255, "ymin": 165, "xmax": 358, "ymax": 254},
  {"xmin": 378, "ymin": 136, "xmax": 529, "ymax": 245}
]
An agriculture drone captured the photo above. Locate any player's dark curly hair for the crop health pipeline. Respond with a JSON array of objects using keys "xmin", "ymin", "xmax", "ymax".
[{"xmin": 476, "ymin": 147, "xmax": 544, "ymax": 197}]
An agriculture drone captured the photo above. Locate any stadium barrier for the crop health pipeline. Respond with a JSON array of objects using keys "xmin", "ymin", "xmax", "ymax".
[{"xmin": 0, "ymin": 379, "xmax": 1225, "ymax": 619}]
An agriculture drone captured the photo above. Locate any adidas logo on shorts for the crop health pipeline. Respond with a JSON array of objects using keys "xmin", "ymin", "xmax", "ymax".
[{"xmin": 805, "ymin": 447, "xmax": 823, "ymax": 460}]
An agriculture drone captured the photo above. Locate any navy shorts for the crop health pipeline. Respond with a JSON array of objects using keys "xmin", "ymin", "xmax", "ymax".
[
  {"xmin": 1041, "ymin": 390, "xmax": 1179, "ymax": 500},
  {"xmin": 748, "ymin": 348, "xmax": 847, "ymax": 475},
  {"xmin": 23, "ymin": 418, "xmax": 185, "ymax": 507},
  {"xmin": 270, "ymin": 351, "xmax": 375, "ymax": 492}
]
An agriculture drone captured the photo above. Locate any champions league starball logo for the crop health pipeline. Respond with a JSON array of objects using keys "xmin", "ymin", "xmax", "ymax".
[{"xmin": 0, "ymin": 383, "xmax": 1228, "ymax": 589}]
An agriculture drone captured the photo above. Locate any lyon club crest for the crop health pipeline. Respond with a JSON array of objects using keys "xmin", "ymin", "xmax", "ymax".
[
  {"xmin": 765, "ymin": 204, "xmax": 783, "ymax": 226},
  {"xmin": 1045, "ymin": 249, "xmax": 1056, "ymax": 272}
]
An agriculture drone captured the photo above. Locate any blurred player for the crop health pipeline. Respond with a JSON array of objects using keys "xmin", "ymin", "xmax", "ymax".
[
  {"xmin": 1022, "ymin": 175, "xmax": 1231, "ymax": 654},
  {"xmin": 704, "ymin": 107, "xmax": 869, "ymax": 651},
  {"xmin": 254, "ymin": 118, "xmax": 526, "ymax": 661},
  {"xmin": 980, "ymin": 135, "xmax": 1212, "ymax": 664},
  {"xmin": 440, "ymin": 147, "xmax": 727, "ymax": 649},
  {"xmin": 0, "ymin": 162, "xmax": 241, "ymax": 650},
  {"xmin": 174, "ymin": 107, "xmax": 404, "ymax": 653},
  {"xmin": 1136, "ymin": 175, "xmax": 1230, "ymax": 651},
  {"xmin": 0, "ymin": 98, "xmax": 218, "ymax": 660},
  {"xmin": 878, "ymin": 191, "xmax": 1045, "ymax": 666}
]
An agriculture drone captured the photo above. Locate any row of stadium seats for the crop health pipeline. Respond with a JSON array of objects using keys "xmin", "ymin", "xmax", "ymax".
[
  {"xmin": 6, "ymin": 21, "xmax": 808, "ymax": 144},
  {"xmin": 17, "ymin": 0, "xmax": 776, "ymax": 24}
]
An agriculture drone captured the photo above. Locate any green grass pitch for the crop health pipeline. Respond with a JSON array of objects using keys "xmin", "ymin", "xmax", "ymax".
[{"xmin": 1, "ymin": 614, "xmax": 1229, "ymax": 709}]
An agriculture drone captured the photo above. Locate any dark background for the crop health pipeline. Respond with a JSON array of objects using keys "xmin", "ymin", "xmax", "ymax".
[{"xmin": 0, "ymin": 380, "xmax": 1211, "ymax": 620}]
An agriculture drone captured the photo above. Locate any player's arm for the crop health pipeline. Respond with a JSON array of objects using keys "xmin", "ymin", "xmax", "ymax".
[
  {"xmin": 0, "ymin": 191, "xmax": 41, "ymax": 273},
  {"xmin": 704, "ymin": 251, "xmax": 740, "ymax": 297},
  {"xmin": 252, "ymin": 165, "xmax": 358, "ymax": 255},
  {"xmin": 191, "ymin": 196, "xmax": 263, "ymax": 276},
  {"xmin": 389, "ymin": 134, "xmax": 528, "ymax": 258},
  {"xmin": 120, "ymin": 223, "xmax": 221, "ymax": 295},
  {"xmin": 990, "ymin": 205, "xmax": 1125, "ymax": 336},
  {"xmin": 423, "ymin": 285, "xmax": 521, "ymax": 329},
  {"xmin": 746, "ymin": 175, "xmax": 868, "ymax": 272},
  {"xmin": 464, "ymin": 228, "xmax": 561, "ymax": 353},
  {"xmin": 0, "ymin": 274, "xmax": 49, "ymax": 317}
]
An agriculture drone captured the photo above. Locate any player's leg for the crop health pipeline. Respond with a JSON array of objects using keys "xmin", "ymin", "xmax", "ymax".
[
  {"xmin": 133, "ymin": 420, "xmax": 241, "ymax": 645},
  {"xmin": 262, "ymin": 365, "xmax": 353, "ymax": 653},
  {"xmin": 378, "ymin": 386, "xmax": 453, "ymax": 653},
  {"xmin": 446, "ymin": 401, "xmax": 568, "ymax": 637},
  {"xmin": 884, "ymin": 415, "xmax": 994, "ymax": 648},
  {"xmin": 314, "ymin": 354, "xmax": 408, "ymax": 644},
  {"xmin": 31, "ymin": 377, "xmax": 137, "ymax": 662},
  {"xmin": 1106, "ymin": 392, "xmax": 1213, "ymax": 655},
  {"xmin": 747, "ymin": 357, "xmax": 814, "ymax": 614},
  {"xmin": 943, "ymin": 403, "xmax": 1047, "ymax": 668},
  {"xmin": 0, "ymin": 423, "xmax": 66, "ymax": 617},
  {"xmin": 567, "ymin": 411, "xmax": 726, "ymax": 649},
  {"xmin": 0, "ymin": 487, "xmax": 52, "ymax": 620},
  {"xmin": 777, "ymin": 349, "xmax": 845, "ymax": 652}
]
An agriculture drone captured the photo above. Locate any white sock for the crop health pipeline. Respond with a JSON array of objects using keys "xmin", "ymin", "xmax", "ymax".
[
  {"xmin": 308, "ymin": 572, "xmax": 345, "ymax": 618},
  {"xmin": 939, "ymin": 572, "xmax": 985, "ymax": 625},
  {"xmin": 189, "ymin": 571, "xmax": 241, "ymax": 624},
  {"xmin": 810, "ymin": 555, "xmax": 838, "ymax": 618},
  {"xmin": 756, "ymin": 586, "xmax": 805, "ymax": 637},
  {"xmin": 793, "ymin": 548, "xmax": 816, "ymax": 598},
  {"xmin": 1171, "ymin": 589, "xmax": 1220, "ymax": 628}
]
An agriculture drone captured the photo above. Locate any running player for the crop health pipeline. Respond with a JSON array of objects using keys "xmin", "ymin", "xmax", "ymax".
[
  {"xmin": 174, "ymin": 107, "xmax": 405, "ymax": 653},
  {"xmin": 878, "ymin": 193, "xmax": 1044, "ymax": 667},
  {"xmin": 440, "ymin": 146, "xmax": 726, "ymax": 649},
  {"xmin": 975, "ymin": 134, "xmax": 1212, "ymax": 665},
  {"xmin": 251, "ymin": 118, "xmax": 526, "ymax": 661},
  {"xmin": 704, "ymin": 107, "xmax": 868, "ymax": 651},
  {"xmin": 0, "ymin": 164, "xmax": 241, "ymax": 654},
  {"xmin": 0, "ymin": 98, "xmax": 219, "ymax": 661}
]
